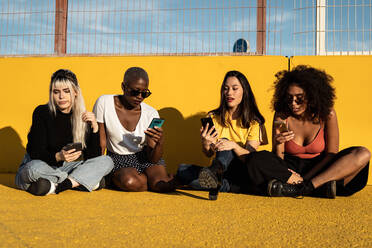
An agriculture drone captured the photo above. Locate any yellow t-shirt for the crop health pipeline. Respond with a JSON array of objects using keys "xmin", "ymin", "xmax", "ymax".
[{"xmin": 210, "ymin": 114, "xmax": 260, "ymax": 147}]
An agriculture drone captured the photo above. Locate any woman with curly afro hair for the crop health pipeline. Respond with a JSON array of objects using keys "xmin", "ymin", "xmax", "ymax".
[{"xmin": 243, "ymin": 65, "xmax": 370, "ymax": 198}]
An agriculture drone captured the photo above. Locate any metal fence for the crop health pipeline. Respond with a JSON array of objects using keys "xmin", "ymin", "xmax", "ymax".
[
  {"xmin": 67, "ymin": 0, "xmax": 274, "ymax": 55},
  {"xmin": 293, "ymin": 0, "xmax": 372, "ymax": 55},
  {"xmin": 0, "ymin": 0, "xmax": 55, "ymax": 55},
  {"xmin": 0, "ymin": 0, "xmax": 371, "ymax": 56}
]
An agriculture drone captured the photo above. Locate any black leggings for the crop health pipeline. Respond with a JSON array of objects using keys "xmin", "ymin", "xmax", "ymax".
[{"xmin": 244, "ymin": 147, "xmax": 369, "ymax": 196}]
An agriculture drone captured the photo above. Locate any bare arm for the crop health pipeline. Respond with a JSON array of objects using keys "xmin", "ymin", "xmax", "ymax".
[
  {"xmin": 272, "ymin": 113, "xmax": 294, "ymax": 159},
  {"xmin": 213, "ymin": 138, "xmax": 260, "ymax": 163},
  {"xmin": 235, "ymin": 140, "xmax": 260, "ymax": 161},
  {"xmin": 144, "ymin": 127, "xmax": 164, "ymax": 163},
  {"xmin": 98, "ymin": 122, "xmax": 107, "ymax": 155},
  {"xmin": 303, "ymin": 109, "xmax": 339, "ymax": 180}
]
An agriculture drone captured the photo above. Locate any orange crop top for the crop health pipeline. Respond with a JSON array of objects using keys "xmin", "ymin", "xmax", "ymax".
[{"xmin": 284, "ymin": 127, "xmax": 325, "ymax": 159}]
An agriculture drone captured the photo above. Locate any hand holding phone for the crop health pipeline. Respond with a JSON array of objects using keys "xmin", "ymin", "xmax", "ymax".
[
  {"xmin": 201, "ymin": 117, "xmax": 215, "ymax": 132},
  {"xmin": 145, "ymin": 118, "xmax": 165, "ymax": 147},
  {"xmin": 63, "ymin": 142, "xmax": 83, "ymax": 152},
  {"xmin": 200, "ymin": 117, "xmax": 218, "ymax": 151},
  {"xmin": 148, "ymin": 118, "xmax": 165, "ymax": 129},
  {"xmin": 274, "ymin": 120, "xmax": 294, "ymax": 144},
  {"xmin": 58, "ymin": 142, "xmax": 83, "ymax": 162}
]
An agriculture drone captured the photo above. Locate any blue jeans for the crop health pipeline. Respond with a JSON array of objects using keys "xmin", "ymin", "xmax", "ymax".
[
  {"xmin": 176, "ymin": 150, "xmax": 235, "ymax": 192},
  {"xmin": 15, "ymin": 154, "xmax": 114, "ymax": 192}
]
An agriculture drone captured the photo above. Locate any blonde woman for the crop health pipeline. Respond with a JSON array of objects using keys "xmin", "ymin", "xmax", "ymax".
[{"xmin": 15, "ymin": 69, "xmax": 114, "ymax": 196}]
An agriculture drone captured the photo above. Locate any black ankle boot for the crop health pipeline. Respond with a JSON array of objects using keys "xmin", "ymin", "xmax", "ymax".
[
  {"xmin": 313, "ymin": 180, "xmax": 336, "ymax": 199},
  {"xmin": 267, "ymin": 179, "xmax": 314, "ymax": 197},
  {"xmin": 153, "ymin": 179, "xmax": 176, "ymax": 193},
  {"xmin": 55, "ymin": 178, "xmax": 73, "ymax": 194}
]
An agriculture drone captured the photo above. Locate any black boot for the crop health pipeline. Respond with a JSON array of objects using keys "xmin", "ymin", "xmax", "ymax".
[
  {"xmin": 55, "ymin": 178, "xmax": 73, "ymax": 194},
  {"xmin": 312, "ymin": 180, "xmax": 336, "ymax": 199},
  {"xmin": 267, "ymin": 179, "xmax": 314, "ymax": 197},
  {"xmin": 153, "ymin": 178, "xmax": 177, "ymax": 193}
]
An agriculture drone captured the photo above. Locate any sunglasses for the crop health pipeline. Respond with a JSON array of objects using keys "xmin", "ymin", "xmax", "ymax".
[
  {"xmin": 286, "ymin": 95, "xmax": 305, "ymax": 105},
  {"xmin": 125, "ymin": 85, "xmax": 152, "ymax": 98}
]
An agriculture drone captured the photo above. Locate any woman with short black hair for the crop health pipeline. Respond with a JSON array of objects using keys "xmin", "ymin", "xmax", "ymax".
[{"xmin": 94, "ymin": 67, "xmax": 175, "ymax": 193}]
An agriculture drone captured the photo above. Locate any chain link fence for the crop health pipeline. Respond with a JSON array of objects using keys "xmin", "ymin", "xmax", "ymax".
[{"xmin": 0, "ymin": 0, "xmax": 371, "ymax": 56}]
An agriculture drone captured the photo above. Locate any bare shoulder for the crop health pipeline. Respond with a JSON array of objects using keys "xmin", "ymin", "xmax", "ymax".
[
  {"xmin": 324, "ymin": 108, "xmax": 338, "ymax": 130},
  {"xmin": 329, "ymin": 108, "xmax": 337, "ymax": 117},
  {"xmin": 327, "ymin": 108, "xmax": 337, "ymax": 121}
]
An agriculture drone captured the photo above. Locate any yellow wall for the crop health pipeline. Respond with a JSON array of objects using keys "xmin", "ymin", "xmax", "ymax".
[
  {"xmin": 0, "ymin": 56, "xmax": 286, "ymax": 173},
  {"xmin": 1, "ymin": 55, "xmax": 370, "ymax": 185}
]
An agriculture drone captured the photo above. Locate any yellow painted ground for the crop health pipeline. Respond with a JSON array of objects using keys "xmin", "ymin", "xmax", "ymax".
[{"xmin": 0, "ymin": 174, "xmax": 371, "ymax": 248}]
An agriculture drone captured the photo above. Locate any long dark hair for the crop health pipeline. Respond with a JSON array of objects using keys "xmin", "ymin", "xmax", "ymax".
[
  {"xmin": 210, "ymin": 70, "xmax": 265, "ymax": 128},
  {"xmin": 272, "ymin": 65, "xmax": 335, "ymax": 122}
]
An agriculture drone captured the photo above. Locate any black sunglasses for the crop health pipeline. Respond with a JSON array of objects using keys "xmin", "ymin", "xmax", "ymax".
[
  {"xmin": 286, "ymin": 95, "xmax": 305, "ymax": 105},
  {"xmin": 125, "ymin": 85, "xmax": 152, "ymax": 98}
]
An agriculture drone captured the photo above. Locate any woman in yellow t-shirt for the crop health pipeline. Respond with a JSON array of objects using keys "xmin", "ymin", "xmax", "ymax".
[{"xmin": 176, "ymin": 71, "xmax": 266, "ymax": 199}]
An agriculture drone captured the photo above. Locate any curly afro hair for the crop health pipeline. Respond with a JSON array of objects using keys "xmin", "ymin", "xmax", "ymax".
[{"xmin": 272, "ymin": 65, "xmax": 336, "ymax": 122}]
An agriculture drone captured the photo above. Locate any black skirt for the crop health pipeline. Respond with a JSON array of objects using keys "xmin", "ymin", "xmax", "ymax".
[{"xmin": 107, "ymin": 150, "xmax": 165, "ymax": 174}]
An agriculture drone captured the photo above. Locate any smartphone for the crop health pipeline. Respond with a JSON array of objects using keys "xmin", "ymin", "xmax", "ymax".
[
  {"xmin": 63, "ymin": 142, "xmax": 83, "ymax": 152},
  {"xmin": 274, "ymin": 120, "xmax": 289, "ymax": 133},
  {"xmin": 148, "ymin": 118, "xmax": 165, "ymax": 129},
  {"xmin": 201, "ymin": 117, "xmax": 215, "ymax": 132}
]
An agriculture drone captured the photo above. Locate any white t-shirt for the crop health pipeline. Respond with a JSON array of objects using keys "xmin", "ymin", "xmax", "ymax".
[{"xmin": 93, "ymin": 94, "xmax": 160, "ymax": 155}]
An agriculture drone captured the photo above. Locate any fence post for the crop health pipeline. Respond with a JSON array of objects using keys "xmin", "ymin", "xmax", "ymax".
[
  {"xmin": 256, "ymin": 0, "xmax": 266, "ymax": 55},
  {"xmin": 54, "ymin": 0, "xmax": 68, "ymax": 55},
  {"xmin": 316, "ymin": 0, "xmax": 326, "ymax": 55}
]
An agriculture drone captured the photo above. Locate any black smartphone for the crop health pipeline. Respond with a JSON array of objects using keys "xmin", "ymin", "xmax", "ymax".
[
  {"xmin": 148, "ymin": 118, "xmax": 165, "ymax": 129},
  {"xmin": 201, "ymin": 117, "xmax": 215, "ymax": 131},
  {"xmin": 63, "ymin": 142, "xmax": 83, "ymax": 151}
]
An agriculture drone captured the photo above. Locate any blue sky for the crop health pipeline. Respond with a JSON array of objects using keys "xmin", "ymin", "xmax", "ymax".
[{"xmin": 0, "ymin": 0, "xmax": 370, "ymax": 56}]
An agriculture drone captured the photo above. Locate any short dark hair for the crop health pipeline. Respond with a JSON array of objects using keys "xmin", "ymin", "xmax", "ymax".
[
  {"xmin": 123, "ymin": 67, "xmax": 149, "ymax": 85},
  {"xmin": 272, "ymin": 65, "xmax": 336, "ymax": 122},
  {"xmin": 51, "ymin": 69, "xmax": 78, "ymax": 86}
]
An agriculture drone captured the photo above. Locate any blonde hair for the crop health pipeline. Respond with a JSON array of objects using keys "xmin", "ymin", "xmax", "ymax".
[{"xmin": 48, "ymin": 69, "xmax": 87, "ymax": 148}]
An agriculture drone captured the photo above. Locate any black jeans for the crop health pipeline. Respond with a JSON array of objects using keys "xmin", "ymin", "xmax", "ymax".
[{"xmin": 244, "ymin": 147, "xmax": 369, "ymax": 196}]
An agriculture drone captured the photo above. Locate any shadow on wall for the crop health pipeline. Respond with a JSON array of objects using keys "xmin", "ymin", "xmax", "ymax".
[
  {"xmin": 158, "ymin": 108, "xmax": 211, "ymax": 174},
  {"xmin": 0, "ymin": 126, "xmax": 25, "ymax": 173}
]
